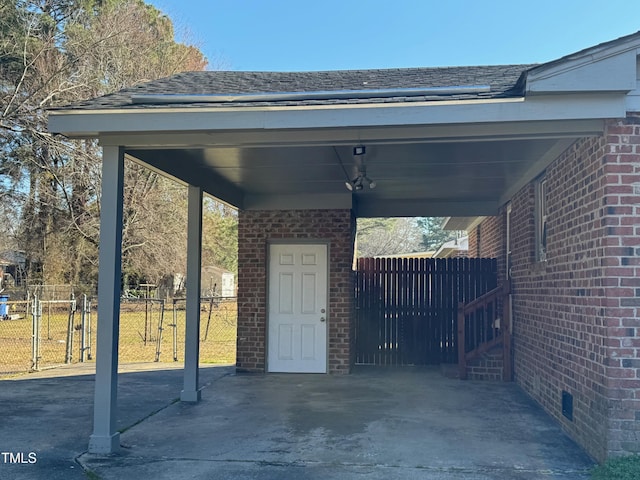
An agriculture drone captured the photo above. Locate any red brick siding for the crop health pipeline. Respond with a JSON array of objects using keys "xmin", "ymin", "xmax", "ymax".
[
  {"xmin": 236, "ymin": 209, "xmax": 356, "ymax": 374},
  {"xmin": 509, "ymin": 135, "xmax": 610, "ymax": 461},
  {"xmin": 468, "ymin": 227, "xmax": 478, "ymax": 257},
  {"xmin": 470, "ymin": 126, "xmax": 640, "ymax": 459},
  {"xmin": 600, "ymin": 116, "xmax": 640, "ymax": 457},
  {"xmin": 466, "ymin": 346, "xmax": 504, "ymax": 381},
  {"xmin": 467, "ymin": 215, "xmax": 506, "ymax": 285},
  {"xmin": 465, "ymin": 217, "xmax": 506, "ymax": 382},
  {"xmin": 478, "ymin": 216, "xmax": 503, "ymax": 260}
]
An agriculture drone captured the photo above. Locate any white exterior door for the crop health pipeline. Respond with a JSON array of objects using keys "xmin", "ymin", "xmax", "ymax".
[{"xmin": 268, "ymin": 244, "xmax": 328, "ymax": 373}]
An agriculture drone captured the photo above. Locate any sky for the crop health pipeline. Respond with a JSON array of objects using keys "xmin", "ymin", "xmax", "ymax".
[{"xmin": 147, "ymin": 0, "xmax": 640, "ymax": 72}]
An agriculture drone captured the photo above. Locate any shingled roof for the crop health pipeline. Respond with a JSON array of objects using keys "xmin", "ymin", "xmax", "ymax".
[{"xmin": 59, "ymin": 64, "xmax": 536, "ymax": 110}]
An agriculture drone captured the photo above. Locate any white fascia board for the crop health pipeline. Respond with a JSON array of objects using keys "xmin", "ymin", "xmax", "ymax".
[
  {"xmin": 48, "ymin": 93, "xmax": 626, "ymax": 139},
  {"xmin": 527, "ymin": 48, "xmax": 637, "ymax": 94}
]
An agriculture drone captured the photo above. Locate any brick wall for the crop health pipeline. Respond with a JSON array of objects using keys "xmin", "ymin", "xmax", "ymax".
[
  {"xmin": 505, "ymin": 134, "xmax": 611, "ymax": 461},
  {"xmin": 464, "ymin": 218, "xmax": 507, "ymax": 382},
  {"xmin": 467, "ymin": 227, "xmax": 478, "ymax": 257},
  {"xmin": 468, "ymin": 215, "xmax": 506, "ymax": 284},
  {"xmin": 466, "ymin": 346, "xmax": 504, "ymax": 381},
  {"xmin": 236, "ymin": 209, "xmax": 356, "ymax": 374},
  {"xmin": 600, "ymin": 116, "xmax": 640, "ymax": 457},
  {"xmin": 452, "ymin": 121, "xmax": 640, "ymax": 459},
  {"xmin": 471, "ymin": 126, "xmax": 640, "ymax": 459}
]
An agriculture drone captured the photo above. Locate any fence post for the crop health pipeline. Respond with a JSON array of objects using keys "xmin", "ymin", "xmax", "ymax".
[
  {"xmin": 457, "ymin": 302, "xmax": 467, "ymax": 380},
  {"xmin": 65, "ymin": 293, "xmax": 76, "ymax": 364},
  {"xmin": 204, "ymin": 295, "xmax": 214, "ymax": 341},
  {"xmin": 144, "ymin": 296, "xmax": 149, "ymax": 346},
  {"xmin": 80, "ymin": 294, "xmax": 87, "ymax": 362},
  {"xmin": 172, "ymin": 299, "xmax": 178, "ymax": 361},
  {"xmin": 26, "ymin": 291, "xmax": 30, "ymax": 325},
  {"xmin": 31, "ymin": 295, "xmax": 41, "ymax": 371},
  {"xmin": 154, "ymin": 300, "xmax": 165, "ymax": 362},
  {"xmin": 87, "ymin": 298, "xmax": 93, "ymax": 360}
]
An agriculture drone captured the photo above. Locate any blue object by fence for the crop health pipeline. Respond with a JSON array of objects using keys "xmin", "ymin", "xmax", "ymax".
[{"xmin": 0, "ymin": 295, "xmax": 8, "ymax": 317}]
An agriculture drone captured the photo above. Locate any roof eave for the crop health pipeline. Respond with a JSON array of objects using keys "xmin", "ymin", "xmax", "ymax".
[{"xmin": 48, "ymin": 93, "xmax": 624, "ymax": 141}]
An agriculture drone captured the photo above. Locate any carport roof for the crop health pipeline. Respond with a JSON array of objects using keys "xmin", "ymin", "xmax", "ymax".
[
  {"xmin": 55, "ymin": 64, "xmax": 534, "ymax": 110},
  {"xmin": 48, "ymin": 31, "xmax": 640, "ymax": 220}
]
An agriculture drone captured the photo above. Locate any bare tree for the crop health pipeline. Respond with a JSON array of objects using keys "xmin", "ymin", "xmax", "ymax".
[
  {"xmin": 0, "ymin": 0, "xmax": 210, "ymax": 288},
  {"xmin": 202, "ymin": 197, "xmax": 237, "ymax": 274},
  {"xmin": 356, "ymin": 218, "xmax": 424, "ymax": 258}
]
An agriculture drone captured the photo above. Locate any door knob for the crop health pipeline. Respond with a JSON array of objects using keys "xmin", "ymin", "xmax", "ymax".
[{"xmin": 320, "ymin": 317, "xmax": 326, "ymax": 322}]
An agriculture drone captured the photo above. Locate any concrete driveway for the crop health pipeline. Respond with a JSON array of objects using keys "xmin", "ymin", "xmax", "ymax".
[
  {"xmin": 0, "ymin": 363, "xmax": 229, "ymax": 480},
  {"xmin": 1, "ymin": 365, "xmax": 594, "ymax": 479}
]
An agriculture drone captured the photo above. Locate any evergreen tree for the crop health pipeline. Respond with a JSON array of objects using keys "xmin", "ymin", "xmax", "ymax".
[{"xmin": 416, "ymin": 217, "xmax": 458, "ymax": 251}]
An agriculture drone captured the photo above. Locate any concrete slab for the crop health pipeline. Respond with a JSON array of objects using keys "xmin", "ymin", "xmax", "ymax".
[
  {"xmin": 0, "ymin": 363, "xmax": 231, "ymax": 480},
  {"xmin": 77, "ymin": 367, "xmax": 595, "ymax": 480}
]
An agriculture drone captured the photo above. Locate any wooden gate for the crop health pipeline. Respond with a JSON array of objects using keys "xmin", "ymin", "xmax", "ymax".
[{"xmin": 355, "ymin": 257, "xmax": 497, "ymax": 366}]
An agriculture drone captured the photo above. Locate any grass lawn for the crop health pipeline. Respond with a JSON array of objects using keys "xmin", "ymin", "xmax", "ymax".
[{"xmin": 591, "ymin": 455, "xmax": 640, "ymax": 480}]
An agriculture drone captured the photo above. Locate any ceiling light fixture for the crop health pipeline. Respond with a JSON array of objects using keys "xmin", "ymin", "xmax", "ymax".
[{"xmin": 345, "ymin": 145, "xmax": 376, "ymax": 191}]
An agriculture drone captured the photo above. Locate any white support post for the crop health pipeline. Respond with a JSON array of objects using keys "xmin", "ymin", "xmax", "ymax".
[
  {"xmin": 89, "ymin": 146, "xmax": 125, "ymax": 454},
  {"xmin": 181, "ymin": 185, "xmax": 203, "ymax": 402}
]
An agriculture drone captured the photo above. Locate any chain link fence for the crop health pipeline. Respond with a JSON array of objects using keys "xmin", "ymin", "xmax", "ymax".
[
  {"xmin": 171, "ymin": 297, "xmax": 237, "ymax": 364},
  {"xmin": 0, "ymin": 295, "xmax": 237, "ymax": 378},
  {"xmin": 0, "ymin": 300, "xmax": 32, "ymax": 376}
]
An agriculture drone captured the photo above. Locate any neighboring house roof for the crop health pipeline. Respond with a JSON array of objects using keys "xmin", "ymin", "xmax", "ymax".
[
  {"xmin": 55, "ymin": 64, "xmax": 535, "ymax": 111},
  {"xmin": 202, "ymin": 265, "xmax": 233, "ymax": 276},
  {"xmin": 0, "ymin": 251, "xmax": 26, "ymax": 266},
  {"xmin": 434, "ymin": 237, "xmax": 469, "ymax": 258}
]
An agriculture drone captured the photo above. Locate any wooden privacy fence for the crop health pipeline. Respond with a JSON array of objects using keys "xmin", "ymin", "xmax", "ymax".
[{"xmin": 355, "ymin": 257, "xmax": 497, "ymax": 366}]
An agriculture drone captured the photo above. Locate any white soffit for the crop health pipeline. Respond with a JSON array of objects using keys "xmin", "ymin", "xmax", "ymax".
[{"xmin": 243, "ymin": 193, "xmax": 352, "ymax": 210}]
